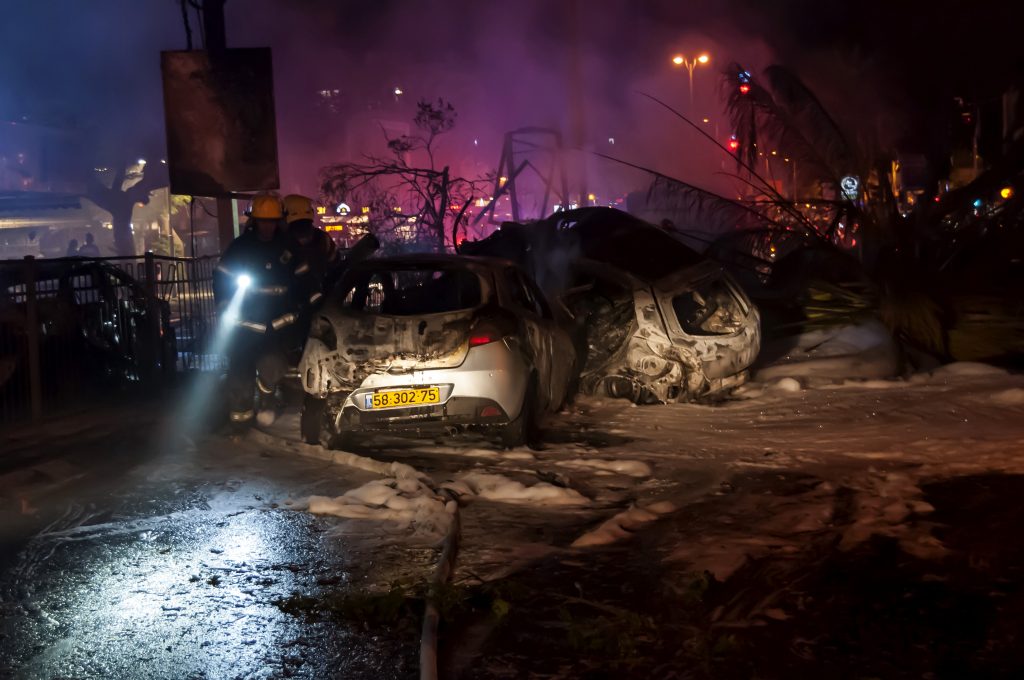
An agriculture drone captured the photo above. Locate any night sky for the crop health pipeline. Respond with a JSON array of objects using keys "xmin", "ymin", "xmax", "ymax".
[{"xmin": 1, "ymin": 0, "xmax": 1020, "ymax": 194}]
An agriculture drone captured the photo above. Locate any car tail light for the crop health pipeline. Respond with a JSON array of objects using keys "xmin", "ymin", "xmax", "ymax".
[
  {"xmin": 479, "ymin": 405, "xmax": 503, "ymax": 418},
  {"xmin": 469, "ymin": 316, "xmax": 514, "ymax": 348},
  {"xmin": 469, "ymin": 334, "xmax": 498, "ymax": 347}
]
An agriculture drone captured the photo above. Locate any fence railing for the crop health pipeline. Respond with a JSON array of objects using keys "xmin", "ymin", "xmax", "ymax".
[{"xmin": 0, "ymin": 253, "xmax": 222, "ymax": 425}]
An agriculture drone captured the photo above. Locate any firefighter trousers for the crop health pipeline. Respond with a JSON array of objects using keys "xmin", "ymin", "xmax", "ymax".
[{"xmin": 226, "ymin": 335, "xmax": 289, "ymax": 428}]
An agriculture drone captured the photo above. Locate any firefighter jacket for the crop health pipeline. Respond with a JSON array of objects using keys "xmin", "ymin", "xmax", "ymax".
[
  {"xmin": 213, "ymin": 230, "xmax": 321, "ymax": 341},
  {"xmin": 286, "ymin": 219, "xmax": 338, "ymax": 293}
]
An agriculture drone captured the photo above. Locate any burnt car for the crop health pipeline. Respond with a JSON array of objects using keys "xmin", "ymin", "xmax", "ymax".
[
  {"xmin": 298, "ymin": 254, "xmax": 577, "ymax": 447},
  {"xmin": 462, "ymin": 208, "xmax": 761, "ymax": 403}
]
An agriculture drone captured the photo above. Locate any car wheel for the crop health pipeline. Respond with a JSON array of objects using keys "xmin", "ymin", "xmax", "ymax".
[
  {"xmin": 301, "ymin": 394, "xmax": 326, "ymax": 445},
  {"xmin": 605, "ymin": 375, "xmax": 637, "ymax": 401},
  {"xmin": 501, "ymin": 375, "xmax": 540, "ymax": 449}
]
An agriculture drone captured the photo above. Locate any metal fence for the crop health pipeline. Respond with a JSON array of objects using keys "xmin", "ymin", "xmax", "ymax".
[{"xmin": 0, "ymin": 253, "xmax": 221, "ymax": 424}]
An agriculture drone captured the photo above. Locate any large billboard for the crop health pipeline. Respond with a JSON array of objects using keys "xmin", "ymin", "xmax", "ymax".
[{"xmin": 160, "ymin": 48, "xmax": 280, "ymax": 196}]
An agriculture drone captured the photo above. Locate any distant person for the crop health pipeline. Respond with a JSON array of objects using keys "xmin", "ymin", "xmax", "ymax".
[
  {"xmin": 66, "ymin": 239, "xmax": 79, "ymax": 257},
  {"xmin": 77, "ymin": 233, "xmax": 100, "ymax": 257}
]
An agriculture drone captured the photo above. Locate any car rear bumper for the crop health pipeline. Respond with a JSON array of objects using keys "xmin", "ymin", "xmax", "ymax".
[
  {"xmin": 336, "ymin": 395, "xmax": 512, "ymax": 435},
  {"xmin": 323, "ymin": 341, "xmax": 530, "ymax": 432}
]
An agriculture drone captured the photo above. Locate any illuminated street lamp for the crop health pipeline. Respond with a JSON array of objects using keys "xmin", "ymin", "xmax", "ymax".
[{"xmin": 671, "ymin": 53, "xmax": 711, "ymax": 107}]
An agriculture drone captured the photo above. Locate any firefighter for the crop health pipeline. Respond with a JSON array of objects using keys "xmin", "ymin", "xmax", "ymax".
[
  {"xmin": 213, "ymin": 193, "xmax": 314, "ymax": 430},
  {"xmin": 283, "ymin": 194, "xmax": 338, "ymax": 292}
]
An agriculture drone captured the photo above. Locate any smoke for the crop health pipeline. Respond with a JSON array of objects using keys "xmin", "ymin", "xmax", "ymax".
[
  {"xmin": 235, "ymin": 0, "xmax": 779, "ymax": 200},
  {"xmin": 3, "ymin": 0, "xmax": 1021, "ymax": 207}
]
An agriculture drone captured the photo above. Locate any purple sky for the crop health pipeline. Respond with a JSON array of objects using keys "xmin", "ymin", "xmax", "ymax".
[{"xmin": 1, "ymin": 0, "xmax": 1020, "ymax": 202}]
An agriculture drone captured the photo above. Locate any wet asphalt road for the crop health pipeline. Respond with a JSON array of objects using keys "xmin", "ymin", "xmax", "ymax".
[{"xmin": 0, "ymin": 417, "xmax": 419, "ymax": 680}]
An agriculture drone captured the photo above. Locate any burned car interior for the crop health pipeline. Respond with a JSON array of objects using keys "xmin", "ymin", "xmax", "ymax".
[{"xmin": 341, "ymin": 267, "xmax": 483, "ymax": 316}]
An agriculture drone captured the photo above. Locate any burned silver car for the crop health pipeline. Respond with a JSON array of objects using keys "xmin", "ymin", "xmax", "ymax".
[
  {"xmin": 298, "ymin": 254, "xmax": 577, "ymax": 447},
  {"xmin": 462, "ymin": 208, "xmax": 761, "ymax": 403}
]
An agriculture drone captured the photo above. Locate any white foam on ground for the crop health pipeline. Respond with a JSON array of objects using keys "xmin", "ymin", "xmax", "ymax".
[
  {"xmin": 572, "ymin": 501, "xmax": 676, "ymax": 547},
  {"xmin": 304, "ymin": 478, "xmax": 453, "ymax": 544},
  {"xmin": 458, "ymin": 472, "xmax": 589, "ymax": 506},
  {"xmin": 991, "ymin": 388, "xmax": 1024, "ymax": 406},
  {"xmin": 932, "ymin": 362, "xmax": 1009, "ymax": 378},
  {"xmin": 502, "ymin": 451, "xmax": 537, "ymax": 461},
  {"xmin": 301, "ymin": 466, "xmax": 590, "ymax": 544},
  {"xmin": 756, "ymin": 320, "xmax": 900, "ymax": 381},
  {"xmin": 825, "ymin": 378, "xmax": 906, "ymax": 390},
  {"xmin": 555, "ymin": 458, "xmax": 652, "ymax": 478},
  {"xmin": 772, "ymin": 377, "xmax": 802, "ymax": 393},
  {"xmin": 462, "ymin": 448, "xmax": 501, "ymax": 459}
]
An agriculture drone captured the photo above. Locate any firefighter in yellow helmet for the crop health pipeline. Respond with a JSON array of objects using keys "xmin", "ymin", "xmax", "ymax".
[
  {"xmin": 213, "ymin": 192, "xmax": 314, "ymax": 430},
  {"xmin": 283, "ymin": 194, "xmax": 339, "ymax": 292}
]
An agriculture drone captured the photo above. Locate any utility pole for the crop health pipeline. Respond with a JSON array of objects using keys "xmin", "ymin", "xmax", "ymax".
[
  {"xmin": 202, "ymin": 0, "xmax": 227, "ymax": 49},
  {"xmin": 567, "ymin": 0, "xmax": 587, "ymax": 208},
  {"xmin": 201, "ymin": 0, "xmax": 240, "ymax": 250}
]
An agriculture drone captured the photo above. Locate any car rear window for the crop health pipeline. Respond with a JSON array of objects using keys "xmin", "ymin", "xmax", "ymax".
[{"xmin": 340, "ymin": 266, "xmax": 483, "ymax": 315}]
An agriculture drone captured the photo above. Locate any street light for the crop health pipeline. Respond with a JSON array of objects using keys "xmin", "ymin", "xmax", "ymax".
[{"xmin": 670, "ymin": 53, "xmax": 711, "ymax": 108}]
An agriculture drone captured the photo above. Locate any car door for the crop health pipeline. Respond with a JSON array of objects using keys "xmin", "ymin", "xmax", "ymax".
[
  {"xmin": 500, "ymin": 266, "xmax": 574, "ymax": 411},
  {"xmin": 520, "ymin": 271, "xmax": 578, "ymax": 408}
]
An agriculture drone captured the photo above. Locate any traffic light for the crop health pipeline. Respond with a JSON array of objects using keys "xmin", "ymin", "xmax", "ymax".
[
  {"xmin": 727, "ymin": 135, "xmax": 740, "ymax": 152},
  {"xmin": 736, "ymin": 70, "xmax": 752, "ymax": 95}
]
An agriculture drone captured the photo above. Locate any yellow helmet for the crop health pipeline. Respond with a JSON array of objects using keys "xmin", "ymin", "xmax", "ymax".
[
  {"xmin": 283, "ymin": 194, "xmax": 315, "ymax": 224},
  {"xmin": 249, "ymin": 193, "xmax": 284, "ymax": 220}
]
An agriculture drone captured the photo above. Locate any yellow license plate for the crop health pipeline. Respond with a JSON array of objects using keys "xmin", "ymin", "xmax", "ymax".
[{"xmin": 365, "ymin": 387, "xmax": 441, "ymax": 410}]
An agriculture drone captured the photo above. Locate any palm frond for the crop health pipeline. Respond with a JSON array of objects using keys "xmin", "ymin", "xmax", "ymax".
[
  {"xmin": 762, "ymin": 65, "xmax": 857, "ymax": 181},
  {"xmin": 636, "ymin": 90, "xmax": 820, "ymax": 235},
  {"xmin": 645, "ymin": 175, "xmax": 782, "ymax": 234}
]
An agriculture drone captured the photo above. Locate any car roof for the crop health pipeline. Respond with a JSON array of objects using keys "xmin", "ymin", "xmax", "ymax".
[{"xmin": 464, "ymin": 207, "xmax": 707, "ymax": 284}]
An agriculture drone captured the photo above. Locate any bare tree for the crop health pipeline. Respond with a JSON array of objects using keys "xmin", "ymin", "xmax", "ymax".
[
  {"xmin": 320, "ymin": 99, "xmax": 489, "ymax": 252},
  {"xmin": 87, "ymin": 160, "xmax": 168, "ymax": 256}
]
